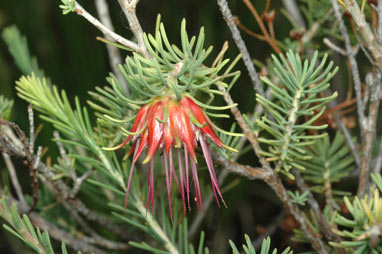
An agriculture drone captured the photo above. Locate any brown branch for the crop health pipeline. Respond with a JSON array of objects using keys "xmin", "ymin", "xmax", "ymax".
[
  {"xmin": 0, "ymin": 122, "xmax": 132, "ymax": 241},
  {"xmin": 217, "ymin": 87, "xmax": 329, "ymax": 253},
  {"xmin": 234, "ymin": 16, "xmax": 267, "ymax": 41},
  {"xmin": 2, "ymin": 152, "xmax": 27, "ymax": 206},
  {"xmin": 293, "ymin": 170, "xmax": 346, "ymax": 254},
  {"xmin": 1, "ymin": 194, "xmax": 109, "ymax": 254},
  {"xmin": 241, "ymin": 0, "xmax": 281, "ymax": 54},
  {"xmin": 343, "ymin": 0, "xmax": 382, "ymax": 70}
]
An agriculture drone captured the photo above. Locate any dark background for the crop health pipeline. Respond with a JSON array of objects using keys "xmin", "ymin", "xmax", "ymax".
[{"xmin": 0, "ymin": 0, "xmax": 301, "ymax": 253}]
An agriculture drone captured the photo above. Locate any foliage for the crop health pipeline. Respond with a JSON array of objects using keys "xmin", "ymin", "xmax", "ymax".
[
  {"xmin": 0, "ymin": 197, "xmax": 68, "ymax": 254},
  {"xmin": 89, "ymin": 15, "xmax": 242, "ymax": 139},
  {"xmin": 229, "ymin": 235, "xmax": 292, "ymax": 254},
  {"xmin": 331, "ymin": 174, "xmax": 382, "ymax": 254},
  {"xmin": 1, "ymin": 26, "xmax": 44, "ymax": 78},
  {"xmin": 288, "ymin": 190, "xmax": 309, "ymax": 206},
  {"xmin": 256, "ymin": 50, "xmax": 338, "ymax": 178},
  {"xmin": 59, "ymin": 0, "xmax": 76, "ymax": 15},
  {"xmin": 0, "ymin": 96, "xmax": 13, "ymax": 120},
  {"xmin": 299, "ymin": 131, "xmax": 354, "ymax": 195},
  {"xmin": 2, "ymin": 0, "xmax": 382, "ymax": 253}
]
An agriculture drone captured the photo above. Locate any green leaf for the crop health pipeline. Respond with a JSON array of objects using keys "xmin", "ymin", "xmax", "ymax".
[{"xmin": 256, "ymin": 50, "xmax": 337, "ymax": 177}]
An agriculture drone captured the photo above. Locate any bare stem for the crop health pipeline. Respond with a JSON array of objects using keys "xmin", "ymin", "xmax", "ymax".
[
  {"xmin": 74, "ymin": 2, "xmax": 144, "ymax": 54},
  {"xmin": 217, "ymin": 87, "xmax": 328, "ymax": 253},
  {"xmin": 2, "ymin": 194, "xmax": 109, "ymax": 254},
  {"xmin": 2, "ymin": 152, "xmax": 27, "ymax": 206},
  {"xmin": 216, "ymin": 0, "xmax": 264, "ymax": 97},
  {"xmin": 117, "ymin": 0, "xmax": 150, "ymax": 58}
]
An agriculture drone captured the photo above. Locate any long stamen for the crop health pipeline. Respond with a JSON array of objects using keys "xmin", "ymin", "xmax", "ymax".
[
  {"xmin": 163, "ymin": 149, "xmax": 173, "ymax": 220},
  {"xmin": 184, "ymin": 145, "xmax": 191, "ymax": 210},
  {"xmin": 177, "ymin": 148, "xmax": 186, "ymax": 214},
  {"xmin": 169, "ymin": 147, "xmax": 181, "ymax": 193},
  {"xmin": 199, "ymin": 135, "xmax": 227, "ymax": 207},
  {"xmin": 150, "ymin": 158, "xmax": 155, "ymax": 212},
  {"xmin": 124, "ymin": 139, "xmax": 141, "ymax": 209},
  {"xmin": 190, "ymin": 154, "xmax": 203, "ymax": 211}
]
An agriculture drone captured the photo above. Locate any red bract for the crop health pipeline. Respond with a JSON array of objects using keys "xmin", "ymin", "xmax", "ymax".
[{"xmin": 121, "ymin": 95, "xmax": 228, "ymax": 218}]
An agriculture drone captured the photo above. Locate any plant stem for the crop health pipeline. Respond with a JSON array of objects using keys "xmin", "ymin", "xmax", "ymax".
[{"xmin": 134, "ymin": 198, "xmax": 180, "ymax": 254}]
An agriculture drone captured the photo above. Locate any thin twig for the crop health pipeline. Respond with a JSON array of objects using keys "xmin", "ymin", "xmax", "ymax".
[
  {"xmin": 70, "ymin": 168, "xmax": 93, "ymax": 198},
  {"xmin": 1, "ymin": 194, "xmax": 109, "ymax": 254},
  {"xmin": 378, "ymin": 0, "xmax": 382, "ymax": 43},
  {"xmin": 342, "ymin": 0, "xmax": 382, "ymax": 70},
  {"xmin": 323, "ymin": 38, "xmax": 348, "ymax": 56},
  {"xmin": 2, "ymin": 152, "xmax": 27, "ymax": 206},
  {"xmin": 54, "ymin": 131, "xmax": 76, "ymax": 180},
  {"xmin": 94, "ymin": 0, "xmax": 129, "ymax": 93},
  {"xmin": 330, "ymin": 0, "xmax": 375, "ymax": 197},
  {"xmin": 28, "ymin": 104, "xmax": 34, "ymax": 155},
  {"xmin": 0, "ymin": 123, "xmax": 131, "ymax": 240},
  {"xmin": 117, "ymin": 0, "xmax": 150, "ymax": 58},
  {"xmin": 217, "ymin": 0, "xmax": 264, "ymax": 97},
  {"xmin": 330, "ymin": 0, "xmax": 365, "ymax": 129},
  {"xmin": 74, "ymin": 2, "xmax": 143, "ymax": 54},
  {"xmin": 371, "ymin": 136, "xmax": 382, "ymax": 191},
  {"xmin": 359, "ymin": 71, "xmax": 382, "ymax": 196},
  {"xmin": 241, "ymin": 0, "xmax": 281, "ymax": 53},
  {"xmin": 217, "ymin": 87, "xmax": 329, "ymax": 253},
  {"xmin": 293, "ymin": 170, "xmax": 346, "ymax": 254}
]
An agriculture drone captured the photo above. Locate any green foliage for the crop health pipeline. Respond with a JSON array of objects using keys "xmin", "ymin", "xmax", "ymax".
[
  {"xmin": 229, "ymin": 235, "xmax": 292, "ymax": 254},
  {"xmin": 59, "ymin": 0, "xmax": 76, "ymax": 15},
  {"xmin": 89, "ymin": 15, "xmax": 242, "ymax": 149},
  {"xmin": 331, "ymin": 174, "xmax": 382, "ymax": 253},
  {"xmin": 1, "ymin": 26, "xmax": 44, "ymax": 78},
  {"xmin": 288, "ymin": 190, "xmax": 309, "ymax": 206},
  {"xmin": 256, "ymin": 50, "xmax": 338, "ymax": 178},
  {"xmin": 299, "ymin": 131, "xmax": 354, "ymax": 194},
  {"xmin": 15, "ymin": 74, "xmax": 125, "ymax": 187},
  {"xmin": 95, "ymin": 15, "xmax": 240, "ymax": 116},
  {"xmin": 291, "ymin": 209, "xmax": 321, "ymax": 245},
  {"xmin": 11, "ymin": 22, "xmax": 212, "ymax": 253},
  {"xmin": 0, "ymin": 197, "xmax": 67, "ymax": 254},
  {"xmin": 0, "ymin": 96, "xmax": 13, "ymax": 120}
]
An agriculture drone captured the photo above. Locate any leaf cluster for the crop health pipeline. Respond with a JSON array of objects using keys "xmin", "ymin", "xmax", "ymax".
[
  {"xmin": 0, "ymin": 197, "xmax": 68, "ymax": 254},
  {"xmin": 331, "ymin": 174, "xmax": 382, "ymax": 254},
  {"xmin": 0, "ymin": 96, "xmax": 14, "ymax": 120},
  {"xmin": 256, "ymin": 50, "xmax": 338, "ymax": 177},
  {"xmin": 110, "ymin": 15, "xmax": 240, "ymax": 101},
  {"xmin": 229, "ymin": 235, "xmax": 293, "ymax": 254},
  {"xmin": 299, "ymin": 131, "xmax": 354, "ymax": 194}
]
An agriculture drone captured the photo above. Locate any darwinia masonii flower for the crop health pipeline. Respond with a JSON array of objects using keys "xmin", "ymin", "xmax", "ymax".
[{"xmin": 114, "ymin": 94, "xmax": 232, "ymax": 216}]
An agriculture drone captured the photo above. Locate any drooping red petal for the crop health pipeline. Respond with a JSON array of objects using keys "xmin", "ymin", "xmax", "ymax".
[
  {"xmin": 133, "ymin": 131, "xmax": 148, "ymax": 162},
  {"xmin": 184, "ymin": 97, "xmax": 225, "ymax": 147},
  {"xmin": 164, "ymin": 100, "xmax": 174, "ymax": 153},
  {"xmin": 177, "ymin": 148, "xmax": 186, "ymax": 214},
  {"xmin": 127, "ymin": 104, "xmax": 149, "ymax": 143},
  {"xmin": 143, "ymin": 101, "xmax": 164, "ymax": 164},
  {"xmin": 199, "ymin": 135, "xmax": 226, "ymax": 207},
  {"xmin": 179, "ymin": 104, "xmax": 197, "ymax": 161},
  {"xmin": 168, "ymin": 101, "xmax": 182, "ymax": 149}
]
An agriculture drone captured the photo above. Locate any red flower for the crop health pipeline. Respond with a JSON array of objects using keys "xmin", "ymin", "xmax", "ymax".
[{"xmin": 116, "ymin": 95, "xmax": 230, "ymax": 217}]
